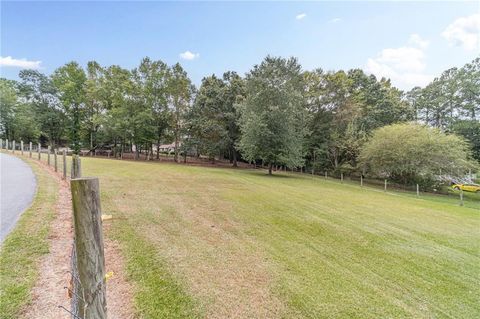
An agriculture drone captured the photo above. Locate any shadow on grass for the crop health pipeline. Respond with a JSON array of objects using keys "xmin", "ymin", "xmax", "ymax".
[{"xmin": 242, "ymin": 169, "xmax": 303, "ymax": 179}]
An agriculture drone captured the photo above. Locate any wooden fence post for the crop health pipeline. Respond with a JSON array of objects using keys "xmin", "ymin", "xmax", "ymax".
[
  {"xmin": 38, "ymin": 143, "xmax": 41, "ymax": 160},
  {"xmin": 384, "ymin": 179, "xmax": 387, "ymax": 192},
  {"xmin": 0, "ymin": 138, "xmax": 2, "ymax": 149},
  {"xmin": 6, "ymin": 139, "xmax": 9, "ymax": 151},
  {"xmin": 63, "ymin": 150, "xmax": 67, "ymax": 180},
  {"xmin": 416, "ymin": 184, "xmax": 419, "ymax": 197},
  {"xmin": 71, "ymin": 155, "xmax": 82, "ymax": 179},
  {"xmin": 360, "ymin": 175, "xmax": 363, "ymax": 187},
  {"xmin": 459, "ymin": 190, "xmax": 464, "ymax": 207},
  {"xmin": 29, "ymin": 142, "xmax": 32, "ymax": 158},
  {"xmin": 12, "ymin": 140, "xmax": 15, "ymax": 154},
  {"xmin": 21, "ymin": 140, "xmax": 24, "ymax": 155},
  {"xmin": 70, "ymin": 177, "xmax": 107, "ymax": 319},
  {"xmin": 47, "ymin": 146, "xmax": 51, "ymax": 165},
  {"xmin": 54, "ymin": 149, "xmax": 58, "ymax": 172},
  {"xmin": 340, "ymin": 172, "xmax": 344, "ymax": 183}
]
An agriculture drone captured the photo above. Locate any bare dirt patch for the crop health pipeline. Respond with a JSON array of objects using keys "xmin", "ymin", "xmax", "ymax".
[
  {"xmin": 103, "ymin": 229, "xmax": 136, "ymax": 319},
  {"xmin": 22, "ymin": 160, "xmax": 134, "ymax": 318}
]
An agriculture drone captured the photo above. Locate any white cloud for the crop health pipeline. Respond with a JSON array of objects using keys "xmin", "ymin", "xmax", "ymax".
[
  {"xmin": 296, "ymin": 13, "xmax": 307, "ymax": 20},
  {"xmin": 179, "ymin": 51, "xmax": 199, "ymax": 60},
  {"xmin": 0, "ymin": 56, "xmax": 42, "ymax": 69},
  {"xmin": 330, "ymin": 18, "xmax": 341, "ymax": 23},
  {"xmin": 408, "ymin": 33, "xmax": 429, "ymax": 50},
  {"xmin": 364, "ymin": 34, "xmax": 433, "ymax": 89},
  {"xmin": 442, "ymin": 14, "xmax": 480, "ymax": 51}
]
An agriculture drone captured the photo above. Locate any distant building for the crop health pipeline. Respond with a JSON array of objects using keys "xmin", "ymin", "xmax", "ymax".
[{"xmin": 152, "ymin": 142, "xmax": 179, "ymax": 153}]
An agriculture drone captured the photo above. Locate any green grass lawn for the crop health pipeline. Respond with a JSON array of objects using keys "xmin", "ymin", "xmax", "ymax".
[
  {"xmin": 72, "ymin": 157, "xmax": 480, "ymax": 318},
  {"xmin": 0, "ymin": 157, "xmax": 58, "ymax": 319}
]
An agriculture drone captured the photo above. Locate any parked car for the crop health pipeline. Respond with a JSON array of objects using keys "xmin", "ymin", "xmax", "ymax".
[{"xmin": 452, "ymin": 183, "xmax": 480, "ymax": 193}]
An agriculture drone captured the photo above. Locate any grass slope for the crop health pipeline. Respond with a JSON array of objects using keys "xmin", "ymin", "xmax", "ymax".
[
  {"xmin": 78, "ymin": 157, "xmax": 479, "ymax": 318},
  {"xmin": 0, "ymin": 158, "xmax": 58, "ymax": 319}
]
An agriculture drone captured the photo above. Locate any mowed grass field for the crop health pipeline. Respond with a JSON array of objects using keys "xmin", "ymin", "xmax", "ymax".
[{"xmin": 77, "ymin": 157, "xmax": 479, "ymax": 318}]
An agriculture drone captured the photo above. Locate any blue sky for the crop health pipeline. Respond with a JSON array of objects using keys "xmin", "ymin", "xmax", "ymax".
[{"xmin": 1, "ymin": 1, "xmax": 479, "ymax": 90}]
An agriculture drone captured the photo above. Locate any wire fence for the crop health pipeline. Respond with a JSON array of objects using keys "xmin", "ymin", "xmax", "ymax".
[
  {"xmin": 1, "ymin": 139, "xmax": 110, "ymax": 318},
  {"xmin": 70, "ymin": 242, "xmax": 81, "ymax": 318},
  {"xmin": 57, "ymin": 242, "xmax": 82, "ymax": 318}
]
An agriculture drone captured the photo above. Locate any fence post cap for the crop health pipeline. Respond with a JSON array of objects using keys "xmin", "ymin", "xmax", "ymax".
[{"xmin": 71, "ymin": 176, "xmax": 98, "ymax": 182}]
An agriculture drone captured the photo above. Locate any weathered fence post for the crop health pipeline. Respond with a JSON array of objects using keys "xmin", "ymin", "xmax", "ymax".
[
  {"xmin": 21, "ymin": 140, "xmax": 24, "ymax": 155},
  {"xmin": 341, "ymin": 172, "xmax": 344, "ymax": 183},
  {"xmin": 70, "ymin": 177, "xmax": 107, "ymax": 319},
  {"xmin": 71, "ymin": 155, "xmax": 82, "ymax": 179},
  {"xmin": 12, "ymin": 140, "xmax": 15, "ymax": 154},
  {"xmin": 38, "ymin": 143, "xmax": 41, "ymax": 160},
  {"xmin": 29, "ymin": 142, "xmax": 32, "ymax": 158},
  {"xmin": 459, "ymin": 190, "xmax": 464, "ymax": 207},
  {"xmin": 47, "ymin": 146, "xmax": 51, "ymax": 166},
  {"xmin": 0, "ymin": 138, "xmax": 2, "ymax": 149},
  {"xmin": 360, "ymin": 175, "xmax": 363, "ymax": 187},
  {"xmin": 384, "ymin": 179, "xmax": 387, "ymax": 192},
  {"xmin": 63, "ymin": 150, "xmax": 67, "ymax": 180},
  {"xmin": 54, "ymin": 149, "xmax": 58, "ymax": 172},
  {"xmin": 416, "ymin": 184, "xmax": 419, "ymax": 197}
]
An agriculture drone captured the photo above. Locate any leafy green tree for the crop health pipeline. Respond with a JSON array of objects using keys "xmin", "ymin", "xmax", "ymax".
[
  {"xmin": 52, "ymin": 62, "xmax": 87, "ymax": 154},
  {"xmin": 302, "ymin": 69, "xmax": 332, "ymax": 172},
  {"xmin": 167, "ymin": 63, "xmax": 194, "ymax": 163},
  {"xmin": 134, "ymin": 57, "xmax": 170, "ymax": 159},
  {"xmin": 84, "ymin": 61, "xmax": 107, "ymax": 150},
  {"xmin": 222, "ymin": 71, "xmax": 245, "ymax": 167},
  {"xmin": 18, "ymin": 70, "xmax": 64, "ymax": 146},
  {"xmin": 409, "ymin": 58, "xmax": 479, "ymax": 128},
  {"xmin": 0, "ymin": 78, "xmax": 40, "ymax": 142},
  {"xmin": 348, "ymin": 69, "xmax": 413, "ymax": 131},
  {"xmin": 457, "ymin": 57, "xmax": 480, "ymax": 120},
  {"xmin": 238, "ymin": 56, "xmax": 306, "ymax": 174},
  {"xmin": 359, "ymin": 123, "xmax": 476, "ymax": 187},
  {"xmin": 0, "ymin": 78, "xmax": 19, "ymax": 140},
  {"xmin": 190, "ymin": 75, "xmax": 228, "ymax": 162},
  {"xmin": 451, "ymin": 120, "xmax": 480, "ymax": 162}
]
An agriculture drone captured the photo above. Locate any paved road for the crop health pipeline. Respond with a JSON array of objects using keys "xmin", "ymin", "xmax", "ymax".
[{"xmin": 0, "ymin": 153, "xmax": 37, "ymax": 243}]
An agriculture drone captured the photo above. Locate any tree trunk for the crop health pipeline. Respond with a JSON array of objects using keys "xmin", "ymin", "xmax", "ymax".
[
  {"xmin": 90, "ymin": 131, "xmax": 93, "ymax": 150},
  {"xmin": 232, "ymin": 149, "xmax": 237, "ymax": 167},
  {"xmin": 174, "ymin": 128, "xmax": 179, "ymax": 163}
]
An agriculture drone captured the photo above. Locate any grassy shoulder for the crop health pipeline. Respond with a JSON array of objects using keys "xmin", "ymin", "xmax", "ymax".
[
  {"xmin": 110, "ymin": 221, "xmax": 199, "ymax": 318},
  {"xmin": 0, "ymin": 157, "xmax": 58, "ymax": 319}
]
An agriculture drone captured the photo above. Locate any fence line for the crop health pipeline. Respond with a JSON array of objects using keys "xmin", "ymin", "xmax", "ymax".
[{"xmin": 0, "ymin": 140, "xmax": 108, "ymax": 318}]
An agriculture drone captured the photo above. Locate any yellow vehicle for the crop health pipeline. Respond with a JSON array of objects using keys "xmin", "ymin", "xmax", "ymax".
[{"xmin": 452, "ymin": 183, "xmax": 480, "ymax": 193}]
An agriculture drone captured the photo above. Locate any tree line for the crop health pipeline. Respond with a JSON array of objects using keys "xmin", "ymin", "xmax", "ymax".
[{"xmin": 1, "ymin": 55, "xmax": 478, "ymax": 184}]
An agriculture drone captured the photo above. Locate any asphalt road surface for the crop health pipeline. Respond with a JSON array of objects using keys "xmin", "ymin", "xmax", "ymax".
[{"xmin": 0, "ymin": 153, "xmax": 37, "ymax": 243}]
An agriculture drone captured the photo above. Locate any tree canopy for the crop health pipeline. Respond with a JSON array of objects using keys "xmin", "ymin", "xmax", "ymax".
[
  {"xmin": 237, "ymin": 56, "xmax": 306, "ymax": 174},
  {"xmin": 1, "ymin": 55, "xmax": 478, "ymax": 178},
  {"xmin": 359, "ymin": 123, "xmax": 476, "ymax": 186}
]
